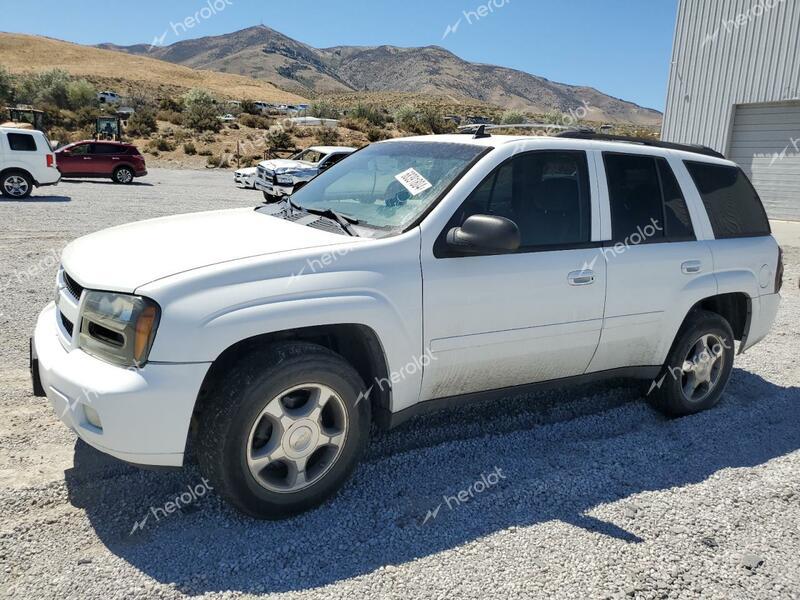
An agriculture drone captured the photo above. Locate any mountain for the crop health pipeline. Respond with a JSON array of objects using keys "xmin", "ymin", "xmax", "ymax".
[
  {"xmin": 0, "ymin": 32, "xmax": 306, "ymax": 103},
  {"xmin": 100, "ymin": 26, "xmax": 662, "ymax": 125}
]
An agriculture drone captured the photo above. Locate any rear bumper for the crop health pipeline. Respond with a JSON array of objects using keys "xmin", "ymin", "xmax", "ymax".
[
  {"xmin": 35, "ymin": 169, "xmax": 61, "ymax": 187},
  {"xmin": 743, "ymin": 293, "xmax": 781, "ymax": 352},
  {"xmin": 33, "ymin": 303, "xmax": 210, "ymax": 467}
]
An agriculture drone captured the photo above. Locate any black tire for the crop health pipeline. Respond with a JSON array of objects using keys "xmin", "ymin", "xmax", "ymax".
[
  {"xmin": 647, "ymin": 310, "xmax": 735, "ymax": 417},
  {"xmin": 112, "ymin": 166, "xmax": 134, "ymax": 184},
  {"xmin": 196, "ymin": 342, "xmax": 371, "ymax": 519},
  {"xmin": 1, "ymin": 171, "xmax": 33, "ymax": 198}
]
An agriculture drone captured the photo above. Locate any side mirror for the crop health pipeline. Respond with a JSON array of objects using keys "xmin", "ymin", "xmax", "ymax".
[{"xmin": 446, "ymin": 214, "xmax": 520, "ymax": 253}]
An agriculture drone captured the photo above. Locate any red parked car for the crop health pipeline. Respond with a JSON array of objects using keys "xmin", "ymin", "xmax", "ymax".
[{"xmin": 55, "ymin": 141, "xmax": 147, "ymax": 184}]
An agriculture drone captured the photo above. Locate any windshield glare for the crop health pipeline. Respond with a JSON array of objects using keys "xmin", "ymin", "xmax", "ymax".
[
  {"xmin": 289, "ymin": 141, "xmax": 487, "ymax": 232},
  {"xmin": 292, "ymin": 149, "xmax": 326, "ymax": 163}
]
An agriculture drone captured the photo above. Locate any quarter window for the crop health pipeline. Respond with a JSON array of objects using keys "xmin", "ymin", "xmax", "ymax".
[
  {"xmin": 450, "ymin": 151, "xmax": 592, "ymax": 250},
  {"xmin": 684, "ymin": 161, "xmax": 770, "ymax": 238},
  {"xmin": 7, "ymin": 133, "xmax": 37, "ymax": 152}
]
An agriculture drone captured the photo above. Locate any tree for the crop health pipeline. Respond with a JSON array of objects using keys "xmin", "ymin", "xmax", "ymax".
[
  {"xmin": 182, "ymin": 89, "xmax": 221, "ymax": 132},
  {"xmin": 500, "ymin": 111, "xmax": 526, "ymax": 125},
  {"xmin": 66, "ymin": 79, "xmax": 97, "ymax": 110},
  {"xmin": 0, "ymin": 67, "xmax": 15, "ymax": 106},
  {"xmin": 126, "ymin": 107, "xmax": 158, "ymax": 137}
]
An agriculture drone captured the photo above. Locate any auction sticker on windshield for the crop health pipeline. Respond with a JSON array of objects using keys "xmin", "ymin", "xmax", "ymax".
[{"xmin": 394, "ymin": 168, "xmax": 433, "ymax": 196}]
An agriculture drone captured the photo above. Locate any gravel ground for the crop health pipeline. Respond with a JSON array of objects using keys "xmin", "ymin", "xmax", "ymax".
[{"xmin": 1, "ymin": 169, "xmax": 799, "ymax": 600}]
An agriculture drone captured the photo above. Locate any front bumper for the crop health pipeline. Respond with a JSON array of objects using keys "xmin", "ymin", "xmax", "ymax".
[
  {"xmin": 33, "ymin": 303, "xmax": 210, "ymax": 467},
  {"xmin": 255, "ymin": 178, "xmax": 292, "ymax": 197}
]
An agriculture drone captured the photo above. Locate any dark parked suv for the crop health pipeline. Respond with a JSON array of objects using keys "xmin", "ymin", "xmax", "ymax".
[{"xmin": 55, "ymin": 141, "xmax": 147, "ymax": 184}]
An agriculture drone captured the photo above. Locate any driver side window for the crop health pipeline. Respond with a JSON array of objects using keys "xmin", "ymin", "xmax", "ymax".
[{"xmin": 447, "ymin": 151, "xmax": 592, "ymax": 251}]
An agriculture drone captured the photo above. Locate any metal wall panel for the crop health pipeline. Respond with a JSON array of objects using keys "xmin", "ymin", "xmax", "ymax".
[{"xmin": 662, "ymin": 0, "xmax": 800, "ymax": 153}]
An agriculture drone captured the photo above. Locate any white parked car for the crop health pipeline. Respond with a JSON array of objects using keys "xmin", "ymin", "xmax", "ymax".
[
  {"xmin": 97, "ymin": 91, "xmax": 121, "ymax": 104},
  {"xmin": 32, "ymin": 132, "xmax": 782, "ymax": 519},
  {"xmin": 218, "ymin": 114, "xmax": 237, "ymax": 123},
  {"xmin": 234, "ymin": 166, "xmax": 258, "ymax": 189},
  {"xmin": 255, "ymin": 146, "xmax": 355, "ymax": 201},
  {"xmin": 0, "ymin": 127, "xmax": 60, "ymax": 198}
]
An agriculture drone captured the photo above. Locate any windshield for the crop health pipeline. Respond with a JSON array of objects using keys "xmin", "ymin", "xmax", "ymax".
[
  {"xmin": 291, "ymin": 149, "xmax": 327, "ymax": 164},
  {"xmin": 288, "ymin": 141, "xmax": 487, "ymax": 232}
]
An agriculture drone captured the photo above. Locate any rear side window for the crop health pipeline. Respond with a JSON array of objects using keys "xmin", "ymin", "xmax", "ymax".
[
  {"xmin": 93, "ymin": 144, "xmax": 127, "ymax": 155},
  {"xmin": 7, "ymin": 133, "xmax": 37, "ymax": 152},
  {"xmin": 684, "ymin": 161, "xmax": 770, "ymax": 238},
  {"xmin": 604, "ymin": 153, "xmax": 696, "ymax": 242}
]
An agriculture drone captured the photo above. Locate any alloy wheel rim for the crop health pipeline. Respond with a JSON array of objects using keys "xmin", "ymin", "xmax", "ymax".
[
  {"xmin": 117, "ymin": 169, "xmax": 133, "ymax": 183},
  {"xmin": 680, "ymin": 333, "xmax": 726, "ymax": 403},
  {"xmin": 246, "ymin": 383, "xmax": 348, "ymax": 493},
  {"xmin": 4, "ymin": 175, "xmax": 28, "ymax": 197}
]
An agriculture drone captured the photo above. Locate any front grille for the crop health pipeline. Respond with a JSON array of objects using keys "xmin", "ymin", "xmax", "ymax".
[
  {"xmin": 63, "ymin": 271, "xmax": 84, "ymax": 300},
  {"xmin": 60, "ymin": 312, "xmax": 74, "ymax": 336}
]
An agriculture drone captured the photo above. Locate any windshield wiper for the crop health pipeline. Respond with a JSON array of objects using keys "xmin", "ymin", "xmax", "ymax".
[{"xmin": 304, "ymin": 207, "xmax": 360, "ymax": 237}]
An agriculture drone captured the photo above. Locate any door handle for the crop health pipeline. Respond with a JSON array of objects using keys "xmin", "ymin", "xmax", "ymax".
[
  {"xmin": 568, "ymin": 270, "xmax": 595, "ymax": 286},
  {"xmin": 682, "ymin": 260, "xmax": 702, "ymax": 274},
  {"xmin": 83, "ymin": 157, "xmax": 92, "ymax": 160}
]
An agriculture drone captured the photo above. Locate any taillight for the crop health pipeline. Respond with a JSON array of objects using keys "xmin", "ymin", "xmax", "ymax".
[
  {"xmin": 46, "ymin": 154, "xmax": 54, "ymax": 168},
  {"xmin": 775, "ymin": 246, "xmax": 784, "ymax": 293}
]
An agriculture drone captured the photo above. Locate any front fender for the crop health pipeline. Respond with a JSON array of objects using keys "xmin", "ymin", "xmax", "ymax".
[{"xmin": 139, "ymin": 231, "xmax": 424, "ymax": 413}]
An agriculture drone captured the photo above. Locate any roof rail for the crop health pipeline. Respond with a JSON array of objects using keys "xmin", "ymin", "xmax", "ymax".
[
  {"xmin": 555, "ymin": 131, "xmax": 725, "ymax": 159},
  {"xmin": 457, "ymin": 123, "xmax": 595, "ymax": 135}
]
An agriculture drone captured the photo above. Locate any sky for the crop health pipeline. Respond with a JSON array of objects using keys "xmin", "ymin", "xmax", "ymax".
[{"xmin": 0, "ymin": 0, "xmax": 679, "ymax": 111}]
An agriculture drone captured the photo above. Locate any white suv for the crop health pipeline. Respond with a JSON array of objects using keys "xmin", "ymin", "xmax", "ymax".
[
  {"xmin": 31, "ymin": 132, "xmax": 783, "ymax": 518},
  {"xmin": 0, "ymin": 127, "xmax": 60, "ymax": 198},
  {"xmin": 255, "ymin": 146, "xmax": 355, "ymax": 201}
]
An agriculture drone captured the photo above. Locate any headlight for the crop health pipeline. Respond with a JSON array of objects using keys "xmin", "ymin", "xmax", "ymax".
[
  {"xmin": 276, "ymin": 174, "xmax": 294, "ymax": 185},
  {"xmin": 77, "ymin": 291, "xmax": 161, "ymax": 368}
]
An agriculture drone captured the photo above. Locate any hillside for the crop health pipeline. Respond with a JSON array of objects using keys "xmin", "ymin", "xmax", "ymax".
[
  {"xmin": 0, "ymin": 32, "xmax": 306, "ymax": 103},
  {"xmin": 104, "ymin": 25, "xmax": 662, "ymax": 125}
]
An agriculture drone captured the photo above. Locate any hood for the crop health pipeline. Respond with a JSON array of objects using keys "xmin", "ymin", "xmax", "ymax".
[
  {"xmin": 61, "ymin": 208, "xmax": 350, "ymax": 293},
  {"xmin": 259, "ymin": 159, "xmax": 318, "ymax": 174}
]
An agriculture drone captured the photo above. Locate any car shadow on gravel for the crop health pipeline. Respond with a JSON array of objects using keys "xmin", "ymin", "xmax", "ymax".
[
  {"xmin": 60, "ymin": 179, "xmax": 153, "ymax": 187},
  {"xmin": 64, "ymin": 369, "xmax": 800, "ymax": 595},
  {"xmin": 0, "ymin": 195, "xmax": 71, "ymax": 202}
]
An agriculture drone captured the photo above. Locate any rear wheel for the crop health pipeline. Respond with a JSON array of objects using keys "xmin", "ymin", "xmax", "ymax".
[
  {"xmin": 112, "ymin": 166, "xmax": 134, "ymax": 184},
  {"xmin": 1, "ymin": 171, "xmax": 33, "ymax": 198},
  {"xmin": 647, "ymin": 310, "xmax": 735, "ymax": 417},
  {"xmin": 196, "ymin": 342, "xmax": 371, "ymax": 519}
]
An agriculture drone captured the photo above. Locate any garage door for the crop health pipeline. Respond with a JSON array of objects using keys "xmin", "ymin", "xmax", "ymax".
[{"xmin": 728, "ymin": 102, "xmax": 800, "ymax": 221}]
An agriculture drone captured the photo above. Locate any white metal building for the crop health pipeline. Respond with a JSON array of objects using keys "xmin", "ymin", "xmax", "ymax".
[{"xmin": 662, "ymin": 0, "xmax": 800, "ymax": 220}]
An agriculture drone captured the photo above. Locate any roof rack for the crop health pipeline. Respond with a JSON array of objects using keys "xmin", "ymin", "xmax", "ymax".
[
  {"xmin": 555, "ymin": 131, "xmax": 725, "ymax": 159},
  {"xmin": 457, "ymin": 123, "xmax": 595, "ymax": 135}
]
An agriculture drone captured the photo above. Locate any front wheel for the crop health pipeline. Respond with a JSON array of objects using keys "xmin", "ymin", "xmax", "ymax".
[
  {"xmin": 112, "ymin": 167, "xmax": 134, "ymax": 184},
  {"xmin": 1, "ymin": 172, "xmax": 33, "ymax": 198},
  {"xmin": 196, "ymin": 342, "xmax": 371, "ymax": 519},
  {"xmin": 647, "ymin": 310, "xmax": 735, "ymax": 417},
  {"xmin": 262, "ymin": 191, "xmax": 280, "ymax": 203}
]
